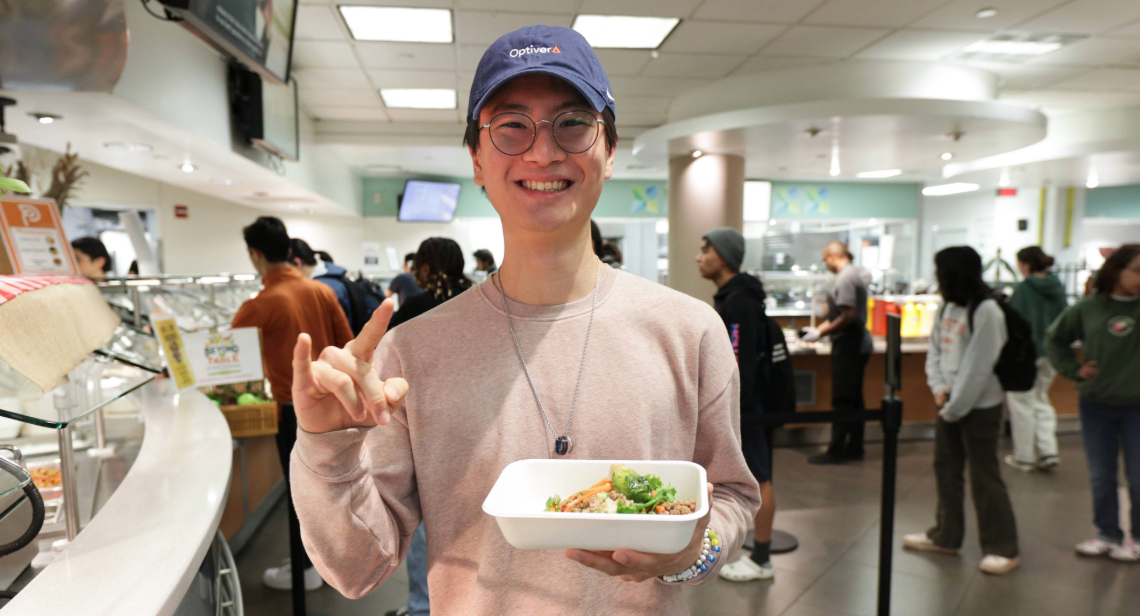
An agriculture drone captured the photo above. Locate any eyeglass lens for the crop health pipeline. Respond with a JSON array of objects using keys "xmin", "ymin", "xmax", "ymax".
[{"xmin": 488, "ymin": 111, "xmax": 600, "ymax": 156}]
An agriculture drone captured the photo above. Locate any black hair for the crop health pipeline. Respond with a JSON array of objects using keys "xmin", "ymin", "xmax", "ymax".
[
  {"xmin": 71, "ymin": 237, "xmax": 112, "ymax": 272},
  {"xmin": 1016, "ymin": 246, "xmax": 1055, "ymax": 273},
  {"xmin": 473, "ymin": 249, "xmax": 495, "ymax": 267},
  {"xmin": 414, "ymin": 238, "xmax": 472, "ymax": 301},
  {"xmin": 290, "ymin": 238, "xmax": 317, "ymax": 267},
  {"xmin": 1092, "ymin": 244, "xmax": 1140, "ymax": 296},
  {"xmin": 404, "ymin": 252, "xmax": 416, "ymax": 265},
  {"xmin": 935, "ymin": 246, "xmax": 991, "ymax": 307},
  {"xmin": 601, "ymin": 241, "xmax": 622, "ymax": 266},
  {"xmin": 590, "ymin": 220, "xmax": 604, "ymax": 258},
  {"xmin": 242, "ymin": 216, "xmax": 291, "ymax": 263},
  {"xmin": 315, "ymin": 250, "xmax": 333, "ymax": 263},
  {"xmin": 128, "ymin": 260, "xmax": 139, "ymax": 276}
]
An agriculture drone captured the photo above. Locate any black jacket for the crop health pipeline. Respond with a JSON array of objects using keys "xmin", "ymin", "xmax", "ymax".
[{"xmin": 714, "ymin": 274, "xmax": 769, "ymax": 416}]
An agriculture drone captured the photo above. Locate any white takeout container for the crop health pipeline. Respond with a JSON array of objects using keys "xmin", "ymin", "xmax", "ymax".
[{"xmin": 482, "ymin": 459, "xmax": 708, "ymax": 554}]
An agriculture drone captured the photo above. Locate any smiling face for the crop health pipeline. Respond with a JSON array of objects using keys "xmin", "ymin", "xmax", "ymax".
[{"xmin": 470, "ymin": 74, "xmax": 615, "ymax": 237}]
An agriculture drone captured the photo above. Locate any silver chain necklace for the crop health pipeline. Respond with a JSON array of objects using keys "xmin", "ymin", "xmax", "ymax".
[{"xmin": 494, "ymin": 259, "xmax": 602, "ymax": 456}]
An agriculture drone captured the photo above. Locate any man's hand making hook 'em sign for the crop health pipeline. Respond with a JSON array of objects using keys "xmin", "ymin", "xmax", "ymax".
[{"xmin": 292, "ymin": 299, "xmax": 409, "ymax": 434}]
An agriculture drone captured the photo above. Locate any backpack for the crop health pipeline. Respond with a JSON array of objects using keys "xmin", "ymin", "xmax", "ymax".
[
  {"xmin": 320, "ymin": 272, "xmax": 383, "ymax": 335},
  {"xmin": 953, "ymin": 296, "xmax": 1038, "ymax": 392},
  {"xmin": 757, "ymin": 314, "xmax": 797, "ymax": 417}
]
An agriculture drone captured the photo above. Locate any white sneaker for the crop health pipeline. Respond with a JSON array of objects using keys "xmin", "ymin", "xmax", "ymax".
[
  {"xmin": 979, "ymin": 555, "xmax": 1019, "ymax": 575},
  {"xmin": 1003, "ymin": 455, "xmax": 1036, "ymax": 473},
  {"xmin": 263, "ymin": 560, "xmax": 324, "ymax": 591},
  {"xmin": 902, "ymin": 532, "xmax": 958, "ymax": 555},
  {"xmin": 1075, "ymin": 538, "xmax": 1115, "ymax": 557},
  {"xmin": 1108, "ymin": 540, "xmax": 1140, "ymax": 563},
  {"xmin": 1036, "ymin": 455, "xmax": 1060, "ymax": 471},
  {"xmin": 717, "ymin": 554, "xmax": 775, "ymax": 582}
]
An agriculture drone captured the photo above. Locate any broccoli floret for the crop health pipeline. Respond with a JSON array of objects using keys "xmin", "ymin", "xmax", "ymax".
[{"xmin": 611, "ymin": 464, "xmax": 655, "ymax": 502}]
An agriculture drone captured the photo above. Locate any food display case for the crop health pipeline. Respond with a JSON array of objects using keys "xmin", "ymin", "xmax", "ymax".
[{"xmin": 96, "ymin": 274, "xmax": 262, "ymax": 332}]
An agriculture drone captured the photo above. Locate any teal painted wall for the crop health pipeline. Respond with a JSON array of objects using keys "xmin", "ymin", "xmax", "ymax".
[
  {"xmin": 770, "ymin": 181, "xmax": 920, "ymax": 219},
  {"xmin": 362, "ymin": 176, "xmax": 668, "ymax": 218},
  {"xmin": 1086, "ymin": 184, "xmax": 1140, "ymax": 218}
]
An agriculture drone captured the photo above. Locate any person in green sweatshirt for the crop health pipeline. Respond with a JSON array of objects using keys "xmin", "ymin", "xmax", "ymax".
[
  {"xmin": 1047, "ymin": 244, "xmax": 1140, "ymax": 563},
  {"xmin": 1005, "ymin": 246, "xmax": 1069, "ymax": 473}
]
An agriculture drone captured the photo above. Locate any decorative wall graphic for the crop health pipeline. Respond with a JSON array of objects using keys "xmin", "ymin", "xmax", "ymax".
[
  {"xmin": 772, "ymin": 185, "xmax": 831, "ymax": 216},
  {"xmin": 632, "ymin": 185, "xmax": 664, "ymax": 214}
]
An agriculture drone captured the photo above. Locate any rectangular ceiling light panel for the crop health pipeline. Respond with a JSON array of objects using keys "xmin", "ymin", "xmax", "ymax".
[
  {"xmin": 380, "ymin": 88, "xmax": 457, "ymax": 109},
  {"xmin": 572, "ymin": 15, "xmax": 680, "ymax": 49},
  {"xmin": 955, "ymin": 32, "xmax": 1086, "ymax": 63},
  {"xmin": 340, "ymin": 6, "xmax": 453, "ymax": 43}
]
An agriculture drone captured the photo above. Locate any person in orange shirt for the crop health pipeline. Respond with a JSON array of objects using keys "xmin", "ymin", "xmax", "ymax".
[{"xmin": 231, "ymin": 216, "xmax": 352, "ymax": 592}]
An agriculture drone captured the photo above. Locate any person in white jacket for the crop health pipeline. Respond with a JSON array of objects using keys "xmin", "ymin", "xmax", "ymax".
[{"xmin": 903, "ymin": 246, "xmax": 1020, "ymax": 575}]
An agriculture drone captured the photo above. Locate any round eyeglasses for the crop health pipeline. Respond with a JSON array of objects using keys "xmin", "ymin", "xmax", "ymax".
[{"xmin": 481, "ymin": 110, "xmax": 604, "ymax": 156}]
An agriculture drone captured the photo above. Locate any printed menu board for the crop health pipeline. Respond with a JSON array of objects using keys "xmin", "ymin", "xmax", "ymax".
[{"xmin": 0, "ymin": 197, "xmax": 78, "ymax": 275}]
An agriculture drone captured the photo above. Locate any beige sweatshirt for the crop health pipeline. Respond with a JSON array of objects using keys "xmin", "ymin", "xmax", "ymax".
[{"xmin": 291, "ymin": 267, "xmax": 761, "ymax": 615}]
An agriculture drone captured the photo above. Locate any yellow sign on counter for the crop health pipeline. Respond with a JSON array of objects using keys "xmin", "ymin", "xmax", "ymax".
[{"xmin": 154, "ymin": 316, "xmax": 196, "ymax": 390}]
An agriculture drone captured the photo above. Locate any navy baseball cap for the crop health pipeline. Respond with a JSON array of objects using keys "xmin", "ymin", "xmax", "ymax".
[{"xmin": 467, "ymin": 25, "xmax": 616, "ymax": 122}]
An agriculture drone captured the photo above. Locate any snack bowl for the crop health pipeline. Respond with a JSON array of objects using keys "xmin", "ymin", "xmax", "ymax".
[
  {"xmin": 27, "ymin": 459, "xmax": 63, "ymax": 503},
  {"xmin": 482, "ymin": 459, "xmax": 708, "ymax": 554}
]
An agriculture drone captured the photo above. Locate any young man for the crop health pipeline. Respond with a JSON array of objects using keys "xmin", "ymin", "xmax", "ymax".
[
  {"xmin": 386, "ymin": 252, "xmax": 423, "ymax": 307},
  {"xmin": 230, "ymin": 217, "xmax": 353, "ymax": 592},
  {"xmin": 802, "ymin": 240, "xmax": 872, "ymax": 465},
  {"xmin": 695, "ymin": 228, "xmax": 778, "ymax": 582},
  {"xmin": 288, "ymin": 26, "xmax": 759, "ymax": 615},
  {"xmin": 292, "ymin": 238, "xmax": 382, "ymax": 335}
]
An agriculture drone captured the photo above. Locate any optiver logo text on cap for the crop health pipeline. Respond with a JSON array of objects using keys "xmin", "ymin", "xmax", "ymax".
[{"xmin": 509, "ymin": 45, "xmax": 561, "ymax": 58}]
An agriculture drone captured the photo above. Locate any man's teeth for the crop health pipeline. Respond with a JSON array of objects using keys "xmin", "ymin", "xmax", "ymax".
[{"xmin": 521, "ymin": 180, "xmax": 569, "ymax": 192}]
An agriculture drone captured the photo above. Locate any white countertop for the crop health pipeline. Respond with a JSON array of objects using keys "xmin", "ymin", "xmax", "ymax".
[{"xmin": 4, "ymin": 381, "xmax": 232, "ymax": 615}]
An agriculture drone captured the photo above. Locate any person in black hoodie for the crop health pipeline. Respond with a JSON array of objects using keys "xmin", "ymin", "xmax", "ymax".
[{"xmin": 696, "ymin": 227, "xmax": 778, "ymax": 582}]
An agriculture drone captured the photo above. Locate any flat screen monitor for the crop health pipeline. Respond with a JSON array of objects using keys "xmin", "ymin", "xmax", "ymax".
[
  {"xmin": 399, "ymin": 181, "xmax": 461, "ymax": 222},
  {"xmin": 159, "ymin": 0, "xmax": 298, "ymax": 85},
  {"xmin": 253, "ymin": 78, "xmax": 299, "ymax": 161}
]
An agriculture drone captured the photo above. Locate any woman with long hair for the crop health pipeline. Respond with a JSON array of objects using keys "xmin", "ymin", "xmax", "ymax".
[
  {"xmin": 1047, "ymin": 244, "xmax": 1140, "ymax": 562},
  {"xmin": 388, "ymin": 237, "xmax": 472, "ymax": 330},
  {"xmin": 904, "ymin": 246, "xmax": 1020, "ymax": 575},
  {"xmin": 1004, "ymin": 246, "xmax": 1068, "ymax": 472}
]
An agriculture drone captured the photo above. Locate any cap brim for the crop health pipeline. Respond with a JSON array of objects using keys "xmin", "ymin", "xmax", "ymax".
[{"xmin": 469, "ymin": 66, "xmax": 610, "ymax": 122}]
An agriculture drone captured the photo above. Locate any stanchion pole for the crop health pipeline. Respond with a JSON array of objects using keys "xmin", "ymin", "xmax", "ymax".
[{"xmin": 876, "ymin": 395, "xmax": 902, "ymax": 616}]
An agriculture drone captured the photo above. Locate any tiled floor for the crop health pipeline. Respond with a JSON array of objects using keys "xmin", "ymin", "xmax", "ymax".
[{"xmin": 237, "ymin": 434, "xmax": 1137, "ymax": 616}]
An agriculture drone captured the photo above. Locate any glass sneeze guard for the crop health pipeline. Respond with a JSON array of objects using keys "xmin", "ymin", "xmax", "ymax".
[{"xmin": 0, "ymin": 355, "xmax": 157, "ymax": 430}]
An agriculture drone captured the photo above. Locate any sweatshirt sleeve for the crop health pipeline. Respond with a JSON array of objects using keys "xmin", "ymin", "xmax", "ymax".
[
  {"xmin": 1046, "ymin": 303, "xmax": 1084, "ymax": 381},
  {"xmin": 686, "ymin": 318, "xmax": 762, "ymax": 584},
  {"xmin": 925, "ymin": 304, "xmax": 949, "ymax": 394},
  {"xmin": 289, "ymin": 338, "xmax": 420, "ymax": 599},
  {"xmin": 940, "ymin": 300, "xmax": 1006, "ymax": 422}
]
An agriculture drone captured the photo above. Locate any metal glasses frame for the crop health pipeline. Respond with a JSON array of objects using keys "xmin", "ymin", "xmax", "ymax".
[{"xmin": 480, "ymin": 110, "xmax": 605, "ymax": 156}]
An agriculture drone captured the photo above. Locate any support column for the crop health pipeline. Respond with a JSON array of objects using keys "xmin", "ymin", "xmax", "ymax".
[{"xmin": 667, "ymin": 153, "xmax": 745, "ymax": 303}]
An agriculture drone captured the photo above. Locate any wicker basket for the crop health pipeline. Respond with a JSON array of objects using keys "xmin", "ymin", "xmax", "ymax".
[{"xmin": 201, "ymin": 381, "xmax": 278, "ymax": 438}]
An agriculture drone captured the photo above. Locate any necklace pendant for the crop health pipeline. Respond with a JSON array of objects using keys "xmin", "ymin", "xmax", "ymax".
[{"xmin": 554, "ymin": 436, "xmax": 573, "ymax": 456}]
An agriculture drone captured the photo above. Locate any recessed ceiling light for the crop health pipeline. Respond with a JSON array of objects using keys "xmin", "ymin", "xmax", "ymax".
[
  {"xmin": 999, "ymin": 169, "xmax": 1011, "ymax": 187},
  {"xmin": 1086, "ymin": 170, "xmax": 1099, "ymax": 189},
  {"xmin": 211, "ymin": 178, "xmax": 239, "ymax": 185},
  {"xmin": 104, "ymin": 142, "xmax": 152, "ymax": 153},
  {"xmin": 976, "ymin": 8, "xmax": 999, "ymax": 19},
  {"xmin": 956, "ymin": 32, "xmax": 1084, "ymax": 63},
  {"xmin": 922, "ymin": 183, "xmax": 979, "ymax": 196},
  {"xmin": 857, "ymin": 169, "xmax": 902, "ymax": 179},
  {"xmin": 380, "ymin": 88, "xmax": 457, "ymax": 109},
  {"xmin": 339, "ymin": 6, "xmax": 453, "ymax": 43},
  {"xmin": 180, "ymin": 163, "xmax": 196, "ymax": 173},
  {"xmin": 572, "ymin": 15, "xmax": 679, "ymax": 49},
  {"xmin": 30, "ymin": 113, "xmax": 61, "ymax": 124},
  {"xmin": 829, "ymin": 146, "xmax": 841, "ymax": 176},
  {"xmin": 941, "ymin": 152, "xmax": 954, "ymax": 161},
  {"xmin": 691, "ymin": 150, "xmax": 703, "ymax": 158}
]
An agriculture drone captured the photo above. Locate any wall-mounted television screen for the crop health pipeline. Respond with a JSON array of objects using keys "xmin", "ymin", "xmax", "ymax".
[
  {"xmin": 398, "ymin": 181, "xmax": 461, "ymax": 223},
  {"xmin": 229, "ymin": 63, "xmax": 299, "ymax": 161},
  {"xmin": 159, "ymin": 0, "xmax": 298, "ymax": 85}
]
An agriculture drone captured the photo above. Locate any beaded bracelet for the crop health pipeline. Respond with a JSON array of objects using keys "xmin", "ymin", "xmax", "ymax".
[{"xmin": 660, "ymin": 528, "xmax": 720, "ymax": 583}]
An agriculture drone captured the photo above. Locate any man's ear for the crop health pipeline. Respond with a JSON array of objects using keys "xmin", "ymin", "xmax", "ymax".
[
  {"xmin": 470, "ymin": 144, "xmax": 484, "ymax": 187},
  {"xmin": 603, "ymin": 137, "xmax": 617, "ymax": 180}
]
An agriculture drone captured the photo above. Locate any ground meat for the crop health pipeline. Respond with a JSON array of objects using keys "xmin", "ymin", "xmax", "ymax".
[{"xmin": 659, "ymin": 499, "xmax": 697, "ymax": 515}]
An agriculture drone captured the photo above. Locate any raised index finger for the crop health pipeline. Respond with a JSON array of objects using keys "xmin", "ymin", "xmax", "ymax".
[{"xmin": 345, "ymin": 299, "xmax": 395, "ymax": 362}]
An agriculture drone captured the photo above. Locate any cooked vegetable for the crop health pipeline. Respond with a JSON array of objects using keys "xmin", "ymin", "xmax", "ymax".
[{"xmin": 546, "ymin": 465, "xmax": 695, "ymax": 515}]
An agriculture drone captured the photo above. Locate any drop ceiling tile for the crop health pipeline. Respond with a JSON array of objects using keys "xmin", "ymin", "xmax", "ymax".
[
  {"xmin": 454, "ymin": 11, "xmax": 572, "ymax": 45},
  {"xmin": 1014, "ymin": 0, "xmax": 1140, "ymax": 35},
  {"xmin": 609, "ymin": 76, "xmax": 715, "ymax": 98},
  {"xmin": 355, "ymin": 42, "xmax": 458, "ymax": 70},
  {"xmin": 732, "ymin": 55, "xmax": 833, "ymax": 74},
  {"xmin": 639, "ymin": 53, "xmax": 747, "ymax": 79},
  {"xmin": 804, "ymin": 0, "xmax": 949, "ymax": 28},
  {"xmin": 761, "ymin": 26, "xmax": 890, "ymax": 58},
  {"xmin": 385, "ymin": 109, "xmax": 463, "ymax": 123},
  {"xmin": 308, "ymin": 107, "xmax": 390, "ymax": 122},
  {"xmin": 615, "ymin": 96, "xmax": 672, "ymax": 116},
  {"xmin": 693, "ymin": 0, "xmax": 825, "ymax": 24},
  {"xmin": 854, "ymin": 30, "xmax": 985, "ymax": 61},
  {"xmin": 333, "ymin": 0, "xmax": 451, "ymax": 6},
  {"xmin": 459, "ymin": 44, "xmax": 488, "ymax": 72},
  {"xmin": 659, "ymin": 21, "xmax": 784, "ymax": 54},
  {"xmin": 1051, "ymin": 68, "xmax": 1140, "ymax": 90},
  {"xmin": 368, "ymin": 70, "xmax": 459, "ymax": 89},
  {"xmin": 1111, "ymin": 19, "xmax": 1140, "ymax": 37},
  {"xmin": 913, "ymin": 0, "xmax": 1071, "ymax": 32},
  {"xmin": 593, "ymin": 50, "xmax": 653, "ymax": 76},
  {"xmin": 962, "ymin": 62, "xmax": 1088, "ymax": 88},
  {"xmin": 999, "ymin": 88, "xmax": 1140, "ymax": 113},
  {"xmin": 298, "ymin": 88, "xmax": 380, "ymax": 107},
  {"xmin": 615, "ymin": 112, "xmax": 668, "ymax": 126},
  {"xmin": 292, "ymin": 68, "xmax": 373, "ymax": 89},
  {"xmin": 576, "ymin": 0, "xmax": 703, "ymax": 18},
  {"xmin": 292, "ymin": 41, "xmax": 358, "ymax": 68},
  {"xmin": 1026, "ymin": 37, "xmax": 1140, "ymax": 66},
  {"xmin": 455, "ymin": 0, "xmax": 576, "ymax": 14},
  {"xmin": 295, "ymin": 4, "xmax": 345, "ymax": 40}
]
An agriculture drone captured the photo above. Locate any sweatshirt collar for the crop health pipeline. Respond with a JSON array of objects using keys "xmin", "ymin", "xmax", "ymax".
[
  {"xmin": 478, "ymin": 264, "xmax": 619, "ymax": 321},
  {"xmin": 262, "ymin": 266, "xmax": 303, "ymax": 287}
]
